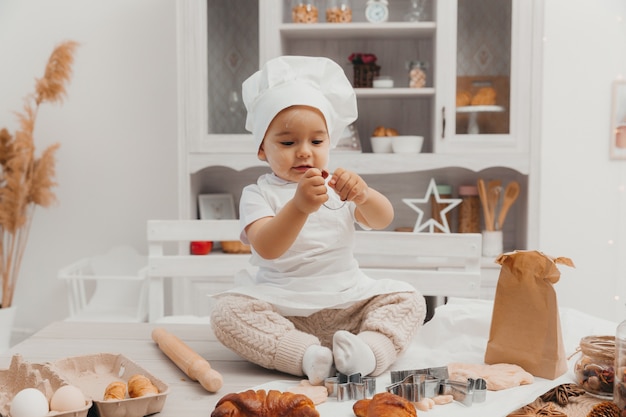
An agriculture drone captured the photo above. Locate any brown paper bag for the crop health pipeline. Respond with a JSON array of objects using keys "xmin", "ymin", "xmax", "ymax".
[{"xmin": 484, "ymin": 250, "xmax": 575, "ymax": 379}]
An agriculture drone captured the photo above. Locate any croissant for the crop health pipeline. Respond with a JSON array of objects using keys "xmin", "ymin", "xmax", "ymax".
[
  {"xmin": 103, "ymin": 381, "xmax": 126, "ymax": 401},
  {"xmin": 128, "ymin": 374, "xmax": 159, "ymax": 398},
  {"xmin": 471, "ymin": 86, "xmax": 497, "ymax": 105},
  {"xmin": 211, "ymin": 389, "xmax": 319, "ymax": 417},
  {"xmin": 353, "ymin": 392, "xmax": 417, "ymax": 417}
]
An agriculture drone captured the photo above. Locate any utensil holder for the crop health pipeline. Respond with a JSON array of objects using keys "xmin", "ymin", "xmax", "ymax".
[{"xmin": 482, "ymin": 230, "xmax": 503, "ymax": 257}]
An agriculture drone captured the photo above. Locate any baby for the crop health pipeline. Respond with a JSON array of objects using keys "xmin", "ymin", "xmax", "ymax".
[{"xmin": 210, "ymin": 56, "xmax": 426, "ymax": 384}]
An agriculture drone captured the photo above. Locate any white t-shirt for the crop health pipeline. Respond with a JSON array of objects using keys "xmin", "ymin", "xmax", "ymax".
[{"xmin": 228, "ymin": 173, "xmax": 414, "ymax": 317}]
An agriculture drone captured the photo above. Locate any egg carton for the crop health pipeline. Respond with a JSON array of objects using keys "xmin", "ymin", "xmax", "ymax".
[
  {"xmin": 0, "ymin": 354, "xmax": 92, "ymax": 417},
  {"xmin": 0, "ymin": 353, "xmax": 169, "ymax": 417}
]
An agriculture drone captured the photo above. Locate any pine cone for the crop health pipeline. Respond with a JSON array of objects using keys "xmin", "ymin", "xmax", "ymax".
[{"xmin": 586, "ymin": 401, "xmax": 621, "ymax": 417}]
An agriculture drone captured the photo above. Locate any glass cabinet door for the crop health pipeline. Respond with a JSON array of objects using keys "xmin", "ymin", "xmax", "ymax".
[
  {"xmin": 206, "ymin": 0, "xmax": 258, "ymax": 135},
  {"xmin": 435, "ymin": 0, "xmax": 533, "ymax": 154},
  {"xmin": 179, "ymin": 0, "xmax": 259, "ymax": 154},
  {"xmin": 455, "ymin": 0, "xmax": 511, "ymax": 136}
]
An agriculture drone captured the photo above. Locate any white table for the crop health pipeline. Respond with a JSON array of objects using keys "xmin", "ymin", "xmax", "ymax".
[
  {"xmin": 0, "ymin": 321, "xmax": 298, "ymax": 415},
  {"xmin": 0, "ymin": 308, "xmax": 605, "ymax": 417}
]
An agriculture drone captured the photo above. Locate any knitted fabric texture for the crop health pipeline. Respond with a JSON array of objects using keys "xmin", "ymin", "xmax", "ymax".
[{"xmin": 211, "ymin": 291, "xmax": 425, "ymax": 378}]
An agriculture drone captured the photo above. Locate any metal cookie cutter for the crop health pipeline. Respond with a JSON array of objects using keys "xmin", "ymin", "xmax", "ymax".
[
  {"xmin": 386, "ymin": 373, "xmax": 441, "ymax": 402},
  {"xmin": 324, "ymin": 372, "xmax": 376, "ymax": 401},
  {"xmin": 440, "ymin": 377, "xmax": 487, "ymax": 406},
  {"xmin": 390, "ymin": 366, "xmax": 449, "ymax": 384}
]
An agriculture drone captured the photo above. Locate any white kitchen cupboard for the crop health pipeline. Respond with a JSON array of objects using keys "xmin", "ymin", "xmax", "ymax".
[{"xmin": 177, "ymin": 0, "xmax": 544, "ymax": 284}]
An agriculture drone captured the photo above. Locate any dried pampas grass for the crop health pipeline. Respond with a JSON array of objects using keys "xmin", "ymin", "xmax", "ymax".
[{"xmin": 0, "ymin": 40, "xmax": 78, "ymax": 308}]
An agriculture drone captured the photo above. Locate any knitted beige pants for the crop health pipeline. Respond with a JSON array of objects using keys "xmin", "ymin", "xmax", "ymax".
[{"xmin": 210, "ymin": 291, "xmax": 425, "ymax": 377}]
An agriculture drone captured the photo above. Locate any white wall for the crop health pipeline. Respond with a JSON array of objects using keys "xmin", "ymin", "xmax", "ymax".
[
  {"xmin": 540, "ymin": 0, "xmax": 626, "ymax": 321},
  {"xmin": 0, "ymin": 0, "xmax": 178, "ymax": 337},
  {"xmin": 1, "ymin": 0, "xmax": 625, "ymax": 340}
]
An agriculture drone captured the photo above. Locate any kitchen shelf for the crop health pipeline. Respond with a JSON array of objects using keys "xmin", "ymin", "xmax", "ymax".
[
  {"xmin": 280, "ymin": 22, "xmax": 436, "ymax": 40},
  {"xmin": 187, "ymin": 151, "xmax": 530, "ymax": 176},
  {"xmin": 356, "ymin": 87, "xmax": 435, "ymax": 98}
]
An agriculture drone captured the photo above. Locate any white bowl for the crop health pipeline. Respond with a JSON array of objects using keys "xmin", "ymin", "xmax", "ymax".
[
  {"xmin": 370, "ymin": 136, "xmax": 393, "ymax": 153},
  {"xmin": 391, "ymin": 135, "xmax": 424, "ymax": 153}
]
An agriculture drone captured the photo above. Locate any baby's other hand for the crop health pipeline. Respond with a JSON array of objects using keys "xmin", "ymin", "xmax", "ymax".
[
  {"xmin": 293, "ymin": 168, "xmax": 329, "ymax": 214},
  {"xmin": 328, "ymin": 168, "xmax": 369, "ymax": 205}
]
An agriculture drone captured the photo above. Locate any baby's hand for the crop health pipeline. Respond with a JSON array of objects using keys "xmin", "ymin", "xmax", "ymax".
[
  {"xmin": 293, "ymin": 168, "xmax": 328, "ymax": 214},
  {"xmin": 328, "ymin": 168, "xmax": 369, "ymax": 205}
]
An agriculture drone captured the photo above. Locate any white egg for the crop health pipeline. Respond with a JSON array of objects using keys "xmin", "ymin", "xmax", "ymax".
[
  {"xmin": 9, "ymin": 388, "xmax": 49, "ymax": 417},
  {"xmin": 50, "ymin": 385, "xmax": 86, "ymax": 412}
]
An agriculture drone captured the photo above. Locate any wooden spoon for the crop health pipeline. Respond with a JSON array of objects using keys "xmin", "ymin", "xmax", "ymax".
[
  {"xmin": 487, "ymin": 180, "xmax": 502, "ymax": 231},
  {"xmin": 477, "ymin": 179, "xmax": 493, "ymax": 231},
  {"xmin": 497, "ymin": 181, "xmax": 520, "ymax": 230}
]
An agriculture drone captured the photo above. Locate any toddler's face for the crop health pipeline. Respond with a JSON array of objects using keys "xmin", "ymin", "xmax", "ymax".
[{"xmin": 258, "ymin": 105, "xmax": 330, "ymax": 182}]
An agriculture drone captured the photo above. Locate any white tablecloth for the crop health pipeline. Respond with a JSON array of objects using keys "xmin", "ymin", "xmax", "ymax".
[{"xmin": 257, "ymin": 298, "xmax": 619, "ymax": 417}]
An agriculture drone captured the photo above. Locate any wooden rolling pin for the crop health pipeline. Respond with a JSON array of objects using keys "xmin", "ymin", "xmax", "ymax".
[{"xmin": 151, "ymin": 327, "xmax": 223, "ymax": 393}]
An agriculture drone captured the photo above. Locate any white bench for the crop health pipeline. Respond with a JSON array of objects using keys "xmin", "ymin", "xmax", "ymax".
[{"xmin": 146, "ymin": 219, "xmax": 482, "ymax": 322}]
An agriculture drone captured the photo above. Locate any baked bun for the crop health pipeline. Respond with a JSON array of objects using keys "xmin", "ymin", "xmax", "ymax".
[
  {"xmin": 128, "ymin": 374, "xmax": 159, "ymax": 398},
  {"xmin": 211, "ymin": 389, "xmax": 319, "ymax": 417},
  {"xmin": 471, "ymin": 86, "xmax": 496, "ymax": 105},
  {"xmin": 103, "ymin": 381, "xmax": 126, "ymax": 401},
  {"xmin": 384, "ymin": 127, "xmax": 398, "ymax": 136},
  {"xmin": 353, "ymin": 392, "xmax": 416, "ymax": 417},
  {"xmin": 373, "ymin": 126, "xmax": 386, "ymax": 137},
  {"xmin": 456, "ymin": 90, "xmax": 472, "ymax": 107}
]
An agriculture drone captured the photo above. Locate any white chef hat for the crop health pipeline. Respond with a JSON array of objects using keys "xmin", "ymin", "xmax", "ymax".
[{"xmin": 242, "ymin": 56, "xmax": 357, "ymax": 150}]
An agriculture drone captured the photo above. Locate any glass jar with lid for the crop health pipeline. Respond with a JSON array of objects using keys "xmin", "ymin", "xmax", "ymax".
[
  {"xmin": 574, "ymin": 335, "xmax": 615, "ymax": 398},
  {"xmin": 291, "ymin": 0, "xmax": 319, "ymax": 23},
  {"xmin": 457, "ymin": 185, "xmax": 480, "ymax": 233},
  {"xmin": 406, "ymin": 60, "xmax": 428, "ymax": 88},
  {"xmin": 326, "ymin": 0, "xmax": 352, "ymax": 22}
]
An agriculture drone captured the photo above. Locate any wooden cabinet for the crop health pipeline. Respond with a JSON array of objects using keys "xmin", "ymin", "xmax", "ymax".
[{"xmin": 177, "ymin": 0, "xmax": 543, "ymax": 260}]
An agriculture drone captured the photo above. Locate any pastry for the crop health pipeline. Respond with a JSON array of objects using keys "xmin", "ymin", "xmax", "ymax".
[
  {"xmin": 103, "ymin": 381, "xmax": 126, "ymax": 401},
  {"xmin": 384, "ymin": 127, "xmax": 398, "ymax": 136},
  {"xmin": 353, "ymin": 392, "xmax": 416, "ymax": 417},
  {"xmin": 456, "ymin": 90, "xmax": 472, "ymax": 107},
  {"xmin": 211, "ymin": 389, "xmax": 319, "ymax": 417},
  {"xmin": 470, "ymin": 86, "xmax": 497, "ymax": 105},
  {"xmin": 128, "ymin": 374, "xmax": 159, "ymax": 398},
  {"xmin": 221, "ymin": 240, "xmax": 251, "ymax": 254},
  {"xmin": 372, "ymin": 126, "xmax": 386, "ymax": 137}
]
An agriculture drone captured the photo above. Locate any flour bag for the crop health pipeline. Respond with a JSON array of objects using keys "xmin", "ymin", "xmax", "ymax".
[{"xmin": 484, "ymin": 250, "xmax": 574, "ymax": 379}]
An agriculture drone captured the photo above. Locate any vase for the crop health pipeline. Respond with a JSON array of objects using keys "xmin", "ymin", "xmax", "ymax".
[{"xmin": 0, "ymin": 305, "xmax": 17, "ymax": 352}]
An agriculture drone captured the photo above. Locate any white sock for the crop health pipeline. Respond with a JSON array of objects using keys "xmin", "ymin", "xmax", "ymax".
[
  {"xmin": 302, "ymin": 344, "xmax": 333, "ymax": 385},
  {"xmin": 332, "ymin": 330, "xmax": 376, "ymax": 376}
]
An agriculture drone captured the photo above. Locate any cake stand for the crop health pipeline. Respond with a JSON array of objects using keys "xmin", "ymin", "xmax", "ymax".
[{"xmin": 456, "ymin": 105, "xmax": 505, "ymax": 134}]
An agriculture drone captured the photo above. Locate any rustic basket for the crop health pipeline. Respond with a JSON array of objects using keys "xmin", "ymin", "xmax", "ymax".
[{"xmin": 352, "ymin": 64, "xmax": 380, "ymax": 88}]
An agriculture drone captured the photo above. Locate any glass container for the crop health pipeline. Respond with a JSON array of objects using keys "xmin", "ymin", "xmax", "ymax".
[
  {"xmin": 292, "ymin": 0, "xmax": 319, "ymax": 23},
  {"xmin": 326, "ymin": 0, "xmax": 351, "ymax": 22},
  {"xmin": 573, "ymin": 335, "xmax": 615, "ymax": 399},
  {"xmin": 407, "ymin": 61, "xmax": 428, "ymax": 88},
  {"xmin": 457, "ymin": 185, "xmax": 480, "ymax": 233},
  {"xmin": 404, "ymin": 0, "xmax": 426, "ymax": 22}
]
